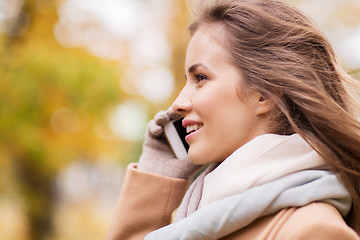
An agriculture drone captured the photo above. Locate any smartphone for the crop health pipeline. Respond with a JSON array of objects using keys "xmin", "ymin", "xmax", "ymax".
[{"xmin": 164, "ymin": 118, "xmax": 189, "ymax": 159}]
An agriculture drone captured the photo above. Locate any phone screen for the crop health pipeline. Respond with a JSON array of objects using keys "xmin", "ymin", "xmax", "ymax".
[{"xmin": 172, "ymin": 118, "xmax": 189, "ymax": 151}]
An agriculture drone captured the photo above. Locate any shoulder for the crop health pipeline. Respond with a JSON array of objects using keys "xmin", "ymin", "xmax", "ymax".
[
  {"xmin": 223, "ymin": 202, "xmax": 359, "ymax": 240},
  {"xmin": 274, "ymin": 202, "xmax": 359, "ymax": 240}
]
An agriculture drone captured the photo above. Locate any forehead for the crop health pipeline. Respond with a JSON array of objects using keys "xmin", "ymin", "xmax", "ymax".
[{"xmin": 186, "ymin": 24, "xmax": 231, "ymax": 66}]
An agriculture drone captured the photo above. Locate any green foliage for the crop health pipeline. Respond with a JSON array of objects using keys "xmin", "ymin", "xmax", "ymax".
[
  {"xmin": 0, "ymin": 43, "xmax": 122, "ymax": 167},
  {"xmin": 0, "ymin": 1, "xmax": 126, "ymax": 239}
]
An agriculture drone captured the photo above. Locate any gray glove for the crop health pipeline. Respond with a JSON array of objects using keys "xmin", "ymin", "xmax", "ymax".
[{"xmin": 137, "ymin": 108, "xmax": 201, "ymax": 179}]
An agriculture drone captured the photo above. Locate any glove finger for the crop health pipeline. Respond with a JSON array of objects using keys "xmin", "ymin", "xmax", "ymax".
[
  {"xmin": 167, "ymin": 107, "xmax": 182, "ymax": 121},
  {"xmin": 154, "ymin": 110, "xmax": 170, "ymax": 126},
  {"xmin": 148, "ymin": 119, "xmax": 163, "ymax": 137}
]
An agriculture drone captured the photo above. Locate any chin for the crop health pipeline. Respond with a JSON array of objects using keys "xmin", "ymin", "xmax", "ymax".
[
  {"xmin": 188, "ymin": 150, "xmax": 203, "ymax": 165},
  {"xmin": 188, "ymin": 149, "xmax": 219, "ymax": 165}
]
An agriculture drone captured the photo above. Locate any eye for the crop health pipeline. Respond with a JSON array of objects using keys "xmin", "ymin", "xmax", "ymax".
[{"xmin": 194, "ymin": 73, "xmax": 208, "ymax": 83}]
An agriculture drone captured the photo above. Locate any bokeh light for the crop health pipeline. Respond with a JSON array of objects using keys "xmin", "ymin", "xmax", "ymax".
[{"xmin": 108, "ymin": 100, "xmax": 148, "ymax": 141}]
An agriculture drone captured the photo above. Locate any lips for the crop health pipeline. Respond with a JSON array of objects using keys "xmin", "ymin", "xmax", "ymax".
[{"xmin": 182, "ymin": 119, "xmax": 203, "ymax": 142}]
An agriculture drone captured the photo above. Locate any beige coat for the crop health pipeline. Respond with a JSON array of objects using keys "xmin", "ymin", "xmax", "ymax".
[{"xmin": 106, "ymin": 164, "xmax": 359, "ymax": 240}]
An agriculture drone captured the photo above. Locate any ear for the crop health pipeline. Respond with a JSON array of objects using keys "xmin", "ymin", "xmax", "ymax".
[{"xmin": 254, "ymin": 94, "xmax": 275, "ymax": 116}]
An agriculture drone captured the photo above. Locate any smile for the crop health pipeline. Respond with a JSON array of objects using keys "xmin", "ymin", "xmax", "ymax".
[{"xmin": 186, "ymin": 124, "xmax": 203, "ymax": 134}]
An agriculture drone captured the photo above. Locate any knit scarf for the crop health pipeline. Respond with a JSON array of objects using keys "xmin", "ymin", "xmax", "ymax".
[
  {"xmin": 175, "ymin": 133, "xmax": 327, "ymax": 220},
  {"xmin": 145, "ymin": 134, "xmax": 352, "ymax": 239},
  {"xmin": 146, "ymin": 170, "xmax": 351, "ymax": 240}
]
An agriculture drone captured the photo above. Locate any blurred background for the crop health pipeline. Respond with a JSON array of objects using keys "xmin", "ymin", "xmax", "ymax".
[{"xmin": 0, "ymin": 0, "xmax": 359, "ymax": 239}]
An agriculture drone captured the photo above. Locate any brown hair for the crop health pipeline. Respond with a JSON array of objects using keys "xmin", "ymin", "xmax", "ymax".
[{"xmin": 188, "ymin": 0, "xmax": 360, "ymax": 233}]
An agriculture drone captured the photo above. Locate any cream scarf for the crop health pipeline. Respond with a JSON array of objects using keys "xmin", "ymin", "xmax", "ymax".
[
  {"xmin": 149, "ymin": 134, "xmax": 352, "ymax": 239},
  {"xmin": 175, "ymin": 133, "xmax": 327, "ymax": 220},
  {"xmin": 147, "ymin": 170, "xmax": 351, "ymax": 239},
  {"xmin": 198, "ymin": 133, "xmax": 326, "ymax": 208}
]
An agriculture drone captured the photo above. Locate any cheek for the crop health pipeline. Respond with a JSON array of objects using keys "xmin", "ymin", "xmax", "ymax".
[
  {"xmin": 193, "ymin": 86, "xmax": 234, "ymax": 116},
  {"xmin": 192, "ymin": 91, "xmax": 214, "ymax": 111}
]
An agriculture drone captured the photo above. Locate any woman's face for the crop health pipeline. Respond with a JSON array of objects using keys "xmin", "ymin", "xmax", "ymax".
[{"xmin": 172, "ymin": 25, "xmax": 270, "ymax": 165}]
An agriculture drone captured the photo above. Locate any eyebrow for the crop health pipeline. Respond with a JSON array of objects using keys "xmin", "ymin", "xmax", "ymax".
[
  {"xmin": 185, "ymin": 63, "xmax": 209, "ymax": 79},
  {"xmin": 188, "ymin": 63, "xmax": 208, "ymax": 73}
]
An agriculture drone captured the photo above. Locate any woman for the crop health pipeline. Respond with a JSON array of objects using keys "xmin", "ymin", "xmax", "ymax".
[{"xmin": 106, "ymin": 0, "xmax": 360, "ymax": 239}]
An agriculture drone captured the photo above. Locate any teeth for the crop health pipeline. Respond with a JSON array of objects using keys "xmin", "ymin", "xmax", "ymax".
[{"xmin": 186, "ymin": 124, "xmax": 203, "ymax": 134}]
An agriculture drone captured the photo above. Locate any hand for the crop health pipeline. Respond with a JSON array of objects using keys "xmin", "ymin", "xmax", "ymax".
[{"xmin": 137, "ymin": 108, "xmax": 201, "ymax": 179}]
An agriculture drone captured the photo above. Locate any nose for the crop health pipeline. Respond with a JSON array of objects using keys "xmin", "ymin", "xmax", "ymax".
[{"xmin": 172, "ymin": 86, "xmax": 192, "ymax": 116}]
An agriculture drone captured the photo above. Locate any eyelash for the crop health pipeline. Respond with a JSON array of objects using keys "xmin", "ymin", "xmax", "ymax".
[{"xmin": 194, "ymin": 73, "xmax": 208, "ymax": 83}]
